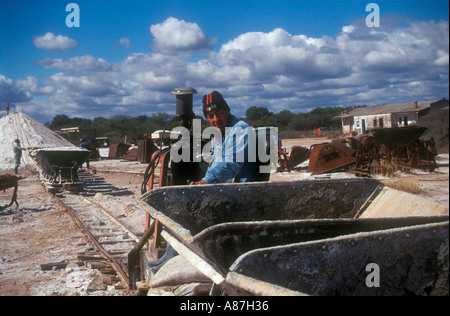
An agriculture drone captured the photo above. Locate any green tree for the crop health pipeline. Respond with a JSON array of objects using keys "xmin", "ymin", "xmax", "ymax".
[
  {"xmin": 276, "ymin": 110, "xmax": 294, "ymax": 130},
  {"xmin": 50, "ymin": 114, "xmax": 72, "ymax": 129},
  {"xmin": 246, "ymin": 106, "xmax": 273, "ymax": 121}
]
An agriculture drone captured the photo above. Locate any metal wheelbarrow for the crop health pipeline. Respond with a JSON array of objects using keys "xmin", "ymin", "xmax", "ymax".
[{"xmin": 138, "ymin": 179, "xmax": 449, "ymax": 295}]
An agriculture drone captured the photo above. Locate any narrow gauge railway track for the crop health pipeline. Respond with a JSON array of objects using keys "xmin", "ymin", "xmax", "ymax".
[{"xmin": 50, "ymin": 172, "xmax": 143, "ymax": 293}]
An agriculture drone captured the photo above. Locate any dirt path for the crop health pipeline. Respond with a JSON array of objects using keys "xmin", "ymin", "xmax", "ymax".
[{"xmin": 0, "ymin": 170, "xmax": 107, "ymax": 295}]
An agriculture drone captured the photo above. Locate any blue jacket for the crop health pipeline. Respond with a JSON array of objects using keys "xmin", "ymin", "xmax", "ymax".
[{"xmin": 203, "ymin": 115, "xmax": 260, "ymax": 183}]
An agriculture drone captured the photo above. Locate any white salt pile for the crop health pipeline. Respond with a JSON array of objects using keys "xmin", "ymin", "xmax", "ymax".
[{"xmin": 0, "ymin": 112, "xmax": 80, "ymax": 170}]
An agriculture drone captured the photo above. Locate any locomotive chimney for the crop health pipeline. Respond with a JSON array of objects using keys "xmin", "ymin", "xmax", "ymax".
[{"xmin": 172, "ymin": 87, "xmax": 197, "ymax": 129}]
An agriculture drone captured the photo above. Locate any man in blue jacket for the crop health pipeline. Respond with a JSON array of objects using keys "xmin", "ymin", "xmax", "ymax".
[
  {"xmin": 191, "ymin": 91, "xmax": 262, "ymax": 185},
  {"xmin": 149, "ymin": 91, "xmax": 269, "ymax": 274}
]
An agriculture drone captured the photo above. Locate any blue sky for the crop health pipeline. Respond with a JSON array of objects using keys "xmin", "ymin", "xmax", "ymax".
[{"xmin": 1, "ymin": 0, "xmax": 449, "ymax": 123}]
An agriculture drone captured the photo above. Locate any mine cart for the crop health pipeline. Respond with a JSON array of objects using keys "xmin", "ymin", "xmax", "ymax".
[{"xmin": 29, "ymin": 148, "xmax": 91, "ymax": 192}]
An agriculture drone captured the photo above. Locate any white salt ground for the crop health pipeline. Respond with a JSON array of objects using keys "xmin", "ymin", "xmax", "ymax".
[{"xmin": 0, "ymin": 112, "xmax": 81, "ymax": 170}]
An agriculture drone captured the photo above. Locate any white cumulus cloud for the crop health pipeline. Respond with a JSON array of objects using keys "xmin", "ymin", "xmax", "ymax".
[
  {"xmin": 33, "ymin": 32, "xmax": 78, "ymax": 51},
  {"xmin": 37, "ymin": 55, "xmax": 112, "ymax": 72},
  {"xmin": 6, "ymin": 19, "xmax": 449, "ymax": 123},
  {"xmin": 113, "ymin": 37, "xmax": 131, "ymax": 48},
  {"xmin": 150, "ymin": 17, "xmax": 216, "ymax": 54}
]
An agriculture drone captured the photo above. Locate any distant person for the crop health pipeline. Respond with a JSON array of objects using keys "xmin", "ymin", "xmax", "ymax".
[
  {"xmin": 6, "ymin": 103, "xmax": 9, "ymax": 115},
  {"xmin": 13, "ymin": 139, "xmax": 25, "ymax": 174}
]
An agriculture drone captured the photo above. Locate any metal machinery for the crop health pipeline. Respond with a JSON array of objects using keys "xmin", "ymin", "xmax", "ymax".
[
  {"xmin": 353, "ymin": 126, "xmax": 438, "ymax": 176},
  {"xmin": 129, "ymin": 88, "xmax": 208, "ymax": 285},
  {"xmin": 277, "ymin": 145, "xmax": 311, "ymax": 172},
  {"xmin": 307, "ymin": 140, "xmax": 356, "ymax": 175},
  {"xmin": 141, "ymin": 87, "xmax": 207, "ymax": 227},
  {"xmin": 307, "ymin": 126, "xmax": 438, "ymax": 176}
]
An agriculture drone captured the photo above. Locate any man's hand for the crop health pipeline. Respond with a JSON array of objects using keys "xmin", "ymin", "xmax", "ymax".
[{"xmin": 190, "ymin": 180, "xmax": 208, "ymax": 185}]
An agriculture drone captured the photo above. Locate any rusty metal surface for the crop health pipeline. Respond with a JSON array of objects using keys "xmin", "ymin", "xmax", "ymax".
[
  {"xmin": 307, "ymin": 127, "xmax": 438, "ymax": 176},
  {"xmin": 229, "ymin": 220, "xmax": 449, "ymax": 296},
  {"xmin": 307, "ymin": 141, "xmax": 356, "ymax": 175},
  {"xmin": 278, "ymin": 145, "xmax": 310, "ymax": 172},
  {"xmin": 371, "ymin": 126, "xmax": 428, "ymax": 144},
  {"xmin": 108, "ymin": 143, "xmax": 131, "ymax": 158},
  {"xmin": 354, "ymin": 127, "xmax": 438, "ymax": 176}
]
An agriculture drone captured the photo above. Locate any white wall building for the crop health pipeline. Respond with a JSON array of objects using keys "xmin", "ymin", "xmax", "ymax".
[{"xmin": 340, "ymin": 99, "xmax": 448, "ymax": 136}]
